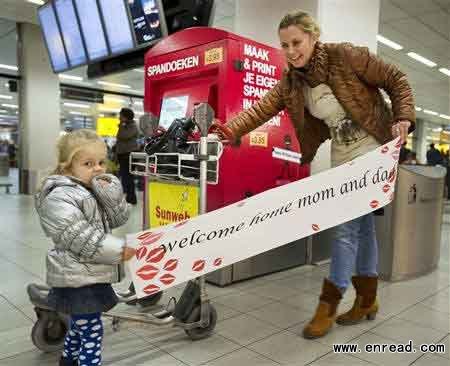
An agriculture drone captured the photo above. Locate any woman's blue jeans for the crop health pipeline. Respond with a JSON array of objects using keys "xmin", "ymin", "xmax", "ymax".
[{"xmin": 328, "ymin": 213, "xmax": 378, "ymax": 292}]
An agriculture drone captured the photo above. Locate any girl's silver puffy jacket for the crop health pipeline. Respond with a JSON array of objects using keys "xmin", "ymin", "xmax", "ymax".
[{"xmin": 35, "ymin": 174, "xmax": 130, "ymax": 288}]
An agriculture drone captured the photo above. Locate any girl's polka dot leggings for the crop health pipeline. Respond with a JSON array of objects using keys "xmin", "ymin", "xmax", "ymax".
[{"xmin": 62, "ymin": 312, "xmax": 103, "ymax": 366}]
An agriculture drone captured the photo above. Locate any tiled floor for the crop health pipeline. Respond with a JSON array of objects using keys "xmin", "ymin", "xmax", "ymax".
[{"xmin": 0, "ymin": 191, "xmax": 448, "ymax": 366}]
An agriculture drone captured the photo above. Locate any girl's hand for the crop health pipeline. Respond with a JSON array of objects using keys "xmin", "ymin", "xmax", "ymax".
[
  {"xmin": 122, "ymin": 246, "xmax": 136, "ymax": 261},
  {"xmin": 97, "ymin": 178, "xmax": 110, "ymax": 187},
  {"xmin": 391, "ymin": 120, "xmax": 411, "ymax": 144}
]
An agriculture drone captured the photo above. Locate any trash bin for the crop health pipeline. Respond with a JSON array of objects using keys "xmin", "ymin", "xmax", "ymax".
[
  {"xmin": 0, "ymin": 153, "xmax": 9, "ymax": 177},
  {"xmin": 376, "ymin": 164, "xmax": 447, "ymax": 281}
]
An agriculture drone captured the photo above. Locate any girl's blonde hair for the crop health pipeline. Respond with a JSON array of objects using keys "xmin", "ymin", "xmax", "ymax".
[
  {"xmin": 53, "ymin": 129, "xmax": 106, "ymax": 175},
  {"xmin": 278, "ymin": 10, "xmax": 321, "ymax": 39}
]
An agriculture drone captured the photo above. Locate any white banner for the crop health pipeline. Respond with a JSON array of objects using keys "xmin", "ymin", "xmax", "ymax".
[{"xmin": 126, "ymin": 138, "xmax": 401, "ymax": 298}]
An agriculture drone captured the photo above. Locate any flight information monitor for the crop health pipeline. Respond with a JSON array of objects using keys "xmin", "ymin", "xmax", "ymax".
[
  {"xmin": 54, "ymin": 0, "xmax": 87, "ymax": 67},
  {"xmin": 73, "ymin": 0, "xmax": 109, "ymax": 61},
  {"xmin": 38, "ymin": 3, "xmax": 69, "ymax": 72},
  {"xmin": 98, "ymin": 0, "xmax": 135, "ymax": 55},
  {"xmin": 127, "ymin": 0, "xmax": 166, "ymax": 46}
]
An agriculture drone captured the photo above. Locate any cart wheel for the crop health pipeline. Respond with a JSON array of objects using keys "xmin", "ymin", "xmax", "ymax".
[
  {"xmin": 184, "ymin": 303, "xmax": 217, "ymax": 340},
  {"xmin": 31, "ymin": 312, "xmax": 68, "ymax": 352}
]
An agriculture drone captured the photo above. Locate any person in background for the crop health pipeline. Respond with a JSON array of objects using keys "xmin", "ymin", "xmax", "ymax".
[
  {"xmin": 426, "ymin": 143, "xmax": 443, "ymax": 166},
  {"xmin": 116, "ymin": 108, "xmax": 138, "ymax": 204},
  {"xmin": 399, "ymin": 142, "xmax": 411, "ymax": 164},
  {"xmin": 442, "ymin": 150, "xmax": 450, "ymax": 200},
  {"xmin": 403, "ymin": 151, "xmax": 417, "ymax": 165},
  {"xmin": 7, "ymin": 141, "xmax": 17, "ymax": 167},
  {"xmin": 211, "ymin": 10, "xmax": 415, "ymax": 339},
  {"xmin": 35, "ymin": 129, "xmax": 135, "ymax": 366}
]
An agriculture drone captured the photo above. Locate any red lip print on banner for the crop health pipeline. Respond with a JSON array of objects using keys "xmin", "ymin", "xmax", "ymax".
[
  {"xmin": 136, "ymin": 264, "xmax": 159, "ymax": 281},
  {"xmin": 395, "ymin": 140, "xmax": 402, "ymax": 149},
  {"xmin": 159, "ymin": 273, "xmax": 176, "ymax": 285},
  {"xmin": 381, "ymin": 145, "xmax": 389, "ymax": 154},
  {"xmin": 141, "ymin": 232, "xmax": 164, "ymax": 246},
  {"xmin": 382, "ymin": 184, "xmax": 390, "ymax": 193},
  {"xmin": 192, "ymin": 260, "xmax": 205, "ymax": 272},
  {"xmin": 137, "ymin": 231, "xmax": 154, "ymax": 241},
  {"xmin": 391, "ymin": 150, "xmax": 400, "ymax": 160},
  {"xmin": 213, "ymin": 258, "xmax": 222, "ymax": 266},
  {"xmin": 312, "ymin": 224, "xmax": 320, "ymax": 232},
  {"xmin": 143, "ymin": 284, "xmax": 160, "ymax": 295},
  {"xmin": 136, "ymin": 246, "xmax": 147, "ymax": 260},
  {"xmin": 146, "ymin": 247, "xmax": 166, "ymax": 263},
  {"xmin": 174, "ymin": 220, "xmax": 188, "ymax": 228},
  {"xmin": 388, "ymin": 167, "xmax": 396, "ymax": 183},
  {"xmin": 370, "ymin": 200, "xmax": 379, "ymax": 209},
  {"xmin": 163, "ymin": 259, "xmax": 178, "ymax": 271}
]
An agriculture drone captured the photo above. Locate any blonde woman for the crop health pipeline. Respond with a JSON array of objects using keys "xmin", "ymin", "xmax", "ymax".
[
  {"xmin": 35, "ymin": 129, "xmax": 135, "ymax": 366},
  {"xmin": 212, "ymin": 11, "xmax": 415, "ymax": 339}
]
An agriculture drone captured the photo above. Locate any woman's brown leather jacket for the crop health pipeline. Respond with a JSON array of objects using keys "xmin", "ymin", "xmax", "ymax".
[{"xmin": 226, "ymin": 41, "xmax": 416, "ymax": 163}]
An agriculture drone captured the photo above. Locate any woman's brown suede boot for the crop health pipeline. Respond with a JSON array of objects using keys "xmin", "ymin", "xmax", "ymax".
[
  {"xmin": 336, "ymin": 275, "xmax": 378, "ymax": 325},
  {"xmin": 302, "ymin": 278, "xmax": 342, "ymax": 339}
]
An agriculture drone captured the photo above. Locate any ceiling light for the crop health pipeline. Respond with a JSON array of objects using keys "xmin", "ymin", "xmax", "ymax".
[
  {"xmin": 1, "ymin": 104, "xmax": 18, "ymax": 109},
  {"xmin": 99, "ymin": 114, "xmax": 105, "ymax": 118},
  {"xmin": 103, "ymin": 96, "xmax": 126, "ymax": 103},
  {"xmin": 424, "ymin": 109, "xmax": 438, "ymax": 116},
  {"xmin": 97, "ymin": 81, "xmax": 131, "ymax": 89},
  {"xmin": 0, "ymin": 64, "xmax": 18, "ymax": 71},
  {"xmin": 134, "ymin": 100, "xmax": 143, "ymax": 106},
  {"xmin": 439, "ymin": 114, "xmax": 450, "ymax": 120},
  {"xmin": 407, "ymin": 52, "xmax": 437, "ymax": 67},
  {"xmin": 133, "ymin": 68, "xmax": 145, "ymax": 73},
  {"xmin": 98, "ymin": 106, "xmax": 120, "ymax": 113},
  {"xmin": 59, "ymin": 74, "xmax": 83, "ymax": 81},
  {"xmin": 63, "ymin": 102, "xmax": 90, "ymax": 109},
  {"xmin": 415, "ymin": 107, "xmax": 422, "ymax": 111},
  {"xmin": 69, "ymin": 111, "xmax": 88, "ymax": 116},
  {"xmin": 438, "ymin": 68, "xmax": 450, "ymax": 77},
  {"xmin": 0, "ymin": 109, "xmax": 7, "ymax": 113},
  {"xmin": 376, "ymin": 35, "xmax": 403, "ymax": 50},
  {"xmin": 27, "ymin": 0, "xmax": 45, "ymax": 4},
  {"xmin": 432, "ymin": 127, "xmax": 443, "ymax": 132},
  {"xmin": 0, "ymin": 95, "xmax": 13, "ymax": 100}
]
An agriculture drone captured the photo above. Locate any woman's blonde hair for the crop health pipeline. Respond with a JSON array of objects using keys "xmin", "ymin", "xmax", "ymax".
[
  {"xmin": 278, "ymin": 10, "xmax": 321, "ymax": 39},
  {"xmin": 52, "ymin": 129, "xmax": 106, "ymax": 175}
]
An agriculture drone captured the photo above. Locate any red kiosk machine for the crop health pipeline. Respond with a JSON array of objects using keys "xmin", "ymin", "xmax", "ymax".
[{"xmin": 143, "ymin": 27, "xmax": 310, "ymax": 285}]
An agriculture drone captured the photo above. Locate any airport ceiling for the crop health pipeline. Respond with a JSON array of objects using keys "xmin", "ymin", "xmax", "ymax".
[{"xmin": 0, "ymin": 0, "xmax": 448, "ymax": 130}]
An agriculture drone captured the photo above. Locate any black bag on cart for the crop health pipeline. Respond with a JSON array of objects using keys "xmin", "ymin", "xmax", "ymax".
[
  {"xmin": 173, "ymin": 280, "xmax": 201, "ymax": 321},
  {"xmin": 144, "ymin": 117, "xmax": 217, "ymax": 180}
]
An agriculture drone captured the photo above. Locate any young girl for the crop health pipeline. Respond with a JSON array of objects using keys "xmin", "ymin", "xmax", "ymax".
[{"xmin": 35, "ymin": 129, "xmax": 135, "ymax": 366}]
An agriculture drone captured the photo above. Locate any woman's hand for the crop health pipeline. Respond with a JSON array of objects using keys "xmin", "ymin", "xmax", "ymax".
[
  {"xmin": 209, "ymin": 120, "xmax": 235, "ymax": 142},
  {"xmin": 122, "ymin": 246, "xmax": 136, "ymax": 261},
  {"xmin": 391, "ymin": 120, "xmax": 411, "ymax": 144}
]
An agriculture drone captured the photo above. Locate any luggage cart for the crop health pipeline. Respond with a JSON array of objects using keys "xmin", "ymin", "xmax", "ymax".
[{"xmin": 27, "ymin": 104, "xmax": 222, "ymax": 352}]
